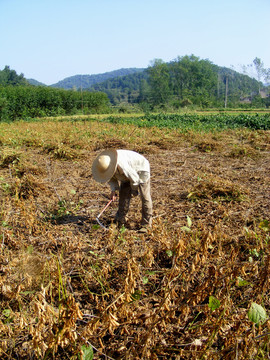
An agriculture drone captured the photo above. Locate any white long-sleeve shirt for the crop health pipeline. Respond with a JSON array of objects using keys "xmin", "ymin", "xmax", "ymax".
[{"xmin": 108, "ymin": 150, "xmax": 150, "ymax": 191}]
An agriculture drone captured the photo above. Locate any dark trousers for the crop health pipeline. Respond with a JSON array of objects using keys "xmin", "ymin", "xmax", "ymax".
[{"xmin": 115, "ymin": 179, "xmax": 153, "ymax": 226}]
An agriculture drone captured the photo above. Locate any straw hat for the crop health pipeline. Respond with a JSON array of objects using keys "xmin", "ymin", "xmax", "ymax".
[{"xmin": 92, "ymin": 149, "xmax": 118, "ymax": 183}]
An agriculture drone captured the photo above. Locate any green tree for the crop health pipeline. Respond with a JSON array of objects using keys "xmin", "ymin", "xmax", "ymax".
[
  {"xmin": 137, "ymin": 78, "xmax": 150, "ymax": 103},
  {"xmin": 170, "ymin": 56, "xmax": 189, "ymax": 100},
  {"xmin": 0, "ymin": 66, "xmax": 28, "ymax": 86},
  {"xmin": 169, "ymin": 55, "xmax": 217, "ymax": 107},
  {"xmin": 147, "ymin": 59, "xmax": 170, "ymax": 105}
]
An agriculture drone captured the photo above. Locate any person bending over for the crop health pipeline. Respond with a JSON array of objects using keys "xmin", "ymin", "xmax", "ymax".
[{"xmin": 92, "ymin": 149, "xmax": 152, "ymax": 231}]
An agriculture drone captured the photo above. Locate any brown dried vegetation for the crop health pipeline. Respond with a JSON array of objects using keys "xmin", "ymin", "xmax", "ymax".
[{"xmin": 0, "ymin": 119, "xmax": 269, "ymax": 359}]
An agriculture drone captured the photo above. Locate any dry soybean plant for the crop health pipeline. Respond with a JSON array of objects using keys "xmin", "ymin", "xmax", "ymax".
[{"xmin": 0, "ymin": 119, "xmax": 269, "ymax": 359}]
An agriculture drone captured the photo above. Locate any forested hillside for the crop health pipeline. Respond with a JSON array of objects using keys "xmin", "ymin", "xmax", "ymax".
[
  {"xmin": 27, "ymin": 79, "xmax": 46, "ymax": 86},
  {"xmin": 89, "ymin": 56, "xmax": 269, "ymax": 108},
  {"xmin": 50, "ymin": 68, "xmax": 144, "ymax": 89},
  {"xmin": 91, "ymin": 71, "xmax": 149, "ymax": 104}
]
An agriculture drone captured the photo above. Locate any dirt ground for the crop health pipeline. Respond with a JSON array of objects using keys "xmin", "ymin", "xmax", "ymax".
[
  {"xmin": 36, "ymin": 141, "xmax": 270, "ymax": 236},
  {"xmin": 0, "ymin": 125, "xmax": 270, "ymax": 359}
]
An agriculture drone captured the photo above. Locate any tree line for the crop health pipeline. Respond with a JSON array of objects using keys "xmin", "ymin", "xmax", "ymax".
[{"xmin": 0, "ymin": 67, "xmax": 109, "ymax": 121}]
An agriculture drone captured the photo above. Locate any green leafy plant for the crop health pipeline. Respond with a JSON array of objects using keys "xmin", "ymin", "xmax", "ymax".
[
  {"xmin": 259, "ymin": 219, "xmax": 270, "ymax": 232},
  {"xmin": 2, "ymin": 309, "xmax": 14, "ymax": 324},
  {"xmin": 208, "ymin": 296, "xmax": 221, "ymax": 311},
  {"xmin": 79, "ymin": 344, "xmax": 94, "ymax": 360},
  {"xmin": 49, "ymin": 198, "xmax": 83, "ymax": 220},
  {"xmin": 166, "ymin": 249, "xmax": 173, "ymax": 257},
  {"xmin": 117, "ymin": 225, "xmax": 127, "ymax": 243},
  {"xmin": 248, "ymin": 302, "xmax": 267, "ymax": 326},
  {"xmin": 236, "ymin": 276, "xmax": 251, "ymax": 287}
]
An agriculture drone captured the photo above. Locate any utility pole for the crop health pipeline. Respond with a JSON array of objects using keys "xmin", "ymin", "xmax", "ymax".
[{"xmin": 81, "ymin": 75, "xmax": 84, "ymax": 113}]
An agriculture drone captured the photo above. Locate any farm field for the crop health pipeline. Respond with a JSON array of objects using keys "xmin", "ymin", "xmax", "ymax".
[{"xmin": 0, "ymin": 114, "xmax": 270, "ymax": 359}]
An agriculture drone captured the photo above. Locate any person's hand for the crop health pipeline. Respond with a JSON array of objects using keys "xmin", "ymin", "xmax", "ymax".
[{"xmin": 110, "ymin": 191, "xmax": 117, "ymax": 201}]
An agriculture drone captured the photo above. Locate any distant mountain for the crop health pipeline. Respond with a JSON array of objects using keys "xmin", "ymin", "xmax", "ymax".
[
  {"xmin": 90, "ymin": 70, "xmax": 149, "ymax": 104},
  {"xmin": 91, "ymin": 70, "xmax": 148, "ymax": 92},
  {"xmin": 50, "ymin": 68, "xmax": 145, "ymax": 90},
  {"xmin": 27, "ymin": 78, "xmax": 47, "ymax": 86}
]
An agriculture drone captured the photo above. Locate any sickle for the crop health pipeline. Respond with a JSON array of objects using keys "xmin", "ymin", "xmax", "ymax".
[{"xmin": 96, "ymin": 199, "xmax": 113, "ymax": 229}]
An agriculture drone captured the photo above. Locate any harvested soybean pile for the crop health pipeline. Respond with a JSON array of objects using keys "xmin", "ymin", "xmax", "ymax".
[{"xmin": 0, "ymin": 119, "xmax": 269, "ymax": 359}]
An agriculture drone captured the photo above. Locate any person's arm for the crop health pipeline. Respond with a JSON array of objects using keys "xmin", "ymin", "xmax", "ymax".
[{"xmin": 108, "ymin": 177, "xmax": 119, "ymax": 201}]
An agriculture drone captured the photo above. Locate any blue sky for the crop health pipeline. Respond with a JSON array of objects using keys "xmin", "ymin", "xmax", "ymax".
[{"xmin": 0, "ymin": 0, "xmax": 269, "ymax": 85}]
